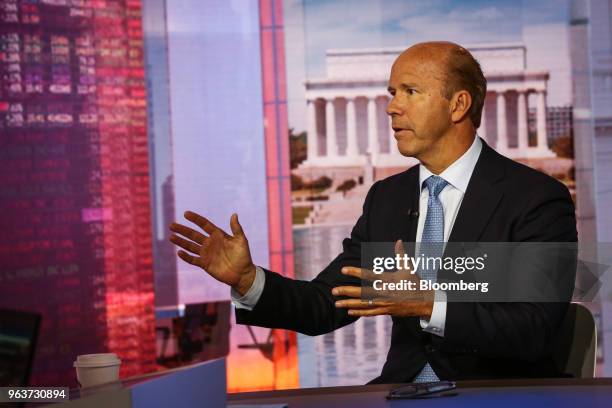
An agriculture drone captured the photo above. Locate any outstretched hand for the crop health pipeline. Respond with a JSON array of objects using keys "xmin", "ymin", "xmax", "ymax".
[{"xmin": 169, "ymin": 211, "xmax": 256, "ymax": 296}]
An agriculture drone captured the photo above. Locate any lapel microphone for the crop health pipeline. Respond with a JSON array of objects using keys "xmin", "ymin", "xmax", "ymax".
[{"xmin": 406, "ymin": 209, "xmax": 419, "ymax": 219}]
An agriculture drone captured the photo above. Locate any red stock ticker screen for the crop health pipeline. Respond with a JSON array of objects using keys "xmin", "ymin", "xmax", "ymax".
[{"xmin": 0, "ymin": 0, "xmax": 156, "ymax": 386}]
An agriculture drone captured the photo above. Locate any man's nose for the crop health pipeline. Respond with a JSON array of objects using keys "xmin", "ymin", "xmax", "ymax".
[{"xmin": 386, "ymin": 97, "xmax": 401, "ymax": 117}]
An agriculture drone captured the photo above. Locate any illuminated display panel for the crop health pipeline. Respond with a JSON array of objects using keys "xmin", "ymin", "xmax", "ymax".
[
  {"xmin": 257, "ymin": 0, "xmax": 298, "ymax": 391},
  {"xmin": 0, "ymin": 0, "xmax": 155, "ymax": 386}
]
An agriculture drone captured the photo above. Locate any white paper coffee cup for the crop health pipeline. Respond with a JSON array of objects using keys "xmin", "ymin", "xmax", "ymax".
[{"xmin": 74, "ymin": 353, "xmax": 121, "ymax": 388}]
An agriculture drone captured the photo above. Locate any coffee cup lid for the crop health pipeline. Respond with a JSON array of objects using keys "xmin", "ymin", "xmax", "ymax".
[{"xmin": 73, "ymin": 353, "xmax": 121, "ymax": 368}]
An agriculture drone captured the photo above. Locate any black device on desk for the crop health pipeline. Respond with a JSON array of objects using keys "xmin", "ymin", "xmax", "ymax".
[
  {"xmin": 387, "ymin": 381, "xmax": 457, "ymax": 399},
  {"xmin": 0, "ymin": 309, "xmax": 41, "ymax": 387}
]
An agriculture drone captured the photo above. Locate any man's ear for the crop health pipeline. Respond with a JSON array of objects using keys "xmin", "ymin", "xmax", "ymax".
[{"xmin": 449, "ymin": 90, "xmax": 472, "ymax": 124}]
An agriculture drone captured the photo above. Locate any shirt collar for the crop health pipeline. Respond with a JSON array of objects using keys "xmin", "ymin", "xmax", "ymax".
[{"xmin": 419, "ymin": 135, "xmax": 483, "ymax": 194}]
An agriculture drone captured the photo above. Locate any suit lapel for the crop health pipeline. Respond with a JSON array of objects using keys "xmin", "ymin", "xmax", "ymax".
[
  {"xmin": 389, "ymin": 139, "xmax": 505, "ymax": 244},
  {"xmin": 448, "ymin": 140, "xmax": 505, "ymax": 243},
  {"xmin": 393, "ymin": 165, "xmax": 421, "ymax": 244}
]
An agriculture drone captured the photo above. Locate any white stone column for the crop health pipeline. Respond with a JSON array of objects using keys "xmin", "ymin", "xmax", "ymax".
[
  {"xmin": 517, "ymin": 91, "xmax": 529, "ymax": 151},
  {"xmin": 388, "ymin": 117, "xmax": 397, "ymax": 154},
  {"xmin": 307, "ymin": 99, "xmax": 318, "ymax": 162},
  {"xmin": 480, "ymin": 104, "xmax": 487, "ymax": 141},
  {"xmin": 366, "ymin": 96, "xmax": 379, "ymax": 156},
  {"xmin": 536, "ymin": 91, "xmax": 548, "ymax": 151},
  {"xmin": 386, "ymin": 97, "xmax": 395, "ymax": 154},
  {"xmin": 334, "ymin": 327, "xmax": 345, "ymax": 377},
  {"xmin": 345, "ymin": 97, "xmax": 358, "ymax": 158},
  {"xmin": 354, "ymin": 316, "xmax": 364, "ymax": 361},
  {"xmin": 496, "ymin": 91, "xmax": 508, "ymax": 153},
  {"xmin": 375, "ymin": 315, "xmax": 386, "ymax": 368},
  {"xmin": 325, "ymin": 98, "xmax": 338, "ymax": 158}
]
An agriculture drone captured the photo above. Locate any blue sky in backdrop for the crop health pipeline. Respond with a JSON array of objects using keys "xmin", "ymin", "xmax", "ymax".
[{"xmin": 284, "ymin": 0, "xmax": 572, "ymax": 132}]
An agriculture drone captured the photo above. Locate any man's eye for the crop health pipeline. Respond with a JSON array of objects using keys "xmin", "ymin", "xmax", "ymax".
[{"xmin": 407, "ymin": 89, "xmax": 416, "ymax": 95}]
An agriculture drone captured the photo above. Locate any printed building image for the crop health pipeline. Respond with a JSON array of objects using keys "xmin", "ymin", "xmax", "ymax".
[{"xmin": 292, "ymin": 43, "xmax": 573, "ymax": 227}]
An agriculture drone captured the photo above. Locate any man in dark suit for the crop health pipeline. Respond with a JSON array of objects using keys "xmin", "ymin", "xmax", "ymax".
[{"xmin": 169, "ymin": 41, "xmax": 577, "ymax": 383}]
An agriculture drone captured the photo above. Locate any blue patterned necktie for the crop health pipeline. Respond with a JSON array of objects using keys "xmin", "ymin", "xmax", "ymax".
[{"xmin": 413, "ymin": 175, "xmax": 448, "ymax": 383}]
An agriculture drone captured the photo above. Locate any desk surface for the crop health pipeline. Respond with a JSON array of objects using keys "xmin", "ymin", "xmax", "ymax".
[{"xmin": 228, "ymin": 378, "xmax": 612, "ymax": 408}]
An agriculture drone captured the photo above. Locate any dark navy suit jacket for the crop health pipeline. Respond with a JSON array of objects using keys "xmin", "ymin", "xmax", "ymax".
[{"xmin": 235, "ymin": 138, "xmax": 577, "ymax": 383}]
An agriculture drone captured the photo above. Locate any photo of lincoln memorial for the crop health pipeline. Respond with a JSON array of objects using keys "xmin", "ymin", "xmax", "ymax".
[{"xmin": 291, "ymin": 43, "xmax": 572, "ymax": 226}]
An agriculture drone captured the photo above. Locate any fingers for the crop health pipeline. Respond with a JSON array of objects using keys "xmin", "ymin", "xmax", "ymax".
[
  {"xmin": 177, "ymin": 250, "xmax": 202, "ymax": 268},
  {"xmin": 229, "ymin": 213, "xmax": 245, "ymax": 238},
  {"xmin": 184, "ymin": 211, "xmax": 228, "ymax": 237},
  {"xmin": 169, "ymin": 222, "xmax": 207, "ymax": 244},
  {"xmin": 331, "ymin": 285, "xmax": 361, "ymax": 298},
  {"xmin": 335, "ymin": 299, "xmax": 391, "ymax": 309},
  {"xmin": 341, "ymin": 266, "xmax": 362, "ymax": 279},
  {"xmin": 395, "ymin": 239, "xmax": 405, "ymax": 256},
  {"xmin": 169, "ymin": 234, "xmax": 201, "ymax": 255},
  {"xmin": 341, "ymin": 266, "xmax": 377, "ymax": 281},
  {"xmin": 347, "ymin": 307, "xmax": 389, "ymax": 317},
  {"xmin": 395, "ymin": 239, "xmax": 406, "ymax": 269}
]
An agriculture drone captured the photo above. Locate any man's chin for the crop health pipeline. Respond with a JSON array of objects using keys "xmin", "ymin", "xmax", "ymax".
[{"xmin": 396, "ymin": 141, "xmax": 420, "ymax": 158}]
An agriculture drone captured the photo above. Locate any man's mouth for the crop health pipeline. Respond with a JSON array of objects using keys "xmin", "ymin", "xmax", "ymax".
[
  {"xmin": 392, "ymin": 127, "xmax": 414, "ymax": 141},
  {"xmin": 392, "ymin": 127, "xmax": 413, "ymax": 137}
]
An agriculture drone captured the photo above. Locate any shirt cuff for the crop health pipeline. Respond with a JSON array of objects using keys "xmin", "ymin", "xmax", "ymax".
[
  {"xmin": 419, "ymin": 290, "xmax": 447, "ymax": 337},
  {"xmin": 230, "ymin": 266, "xmax": 265, "ymax": 311}
]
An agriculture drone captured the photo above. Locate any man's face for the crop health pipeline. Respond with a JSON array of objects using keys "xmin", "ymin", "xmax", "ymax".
[{"xmin": 386, "ymin": 49, "xmax": 452, "ymax": 160}]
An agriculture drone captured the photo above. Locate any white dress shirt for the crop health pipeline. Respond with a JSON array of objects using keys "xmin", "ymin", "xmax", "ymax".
[
  {"xmin": 416, "ymin": 136, "xmax": 482, "ymax": 336},
  {"xmin": 231, "ymin": 136, "xmax": 483, "ymax": 339}
]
